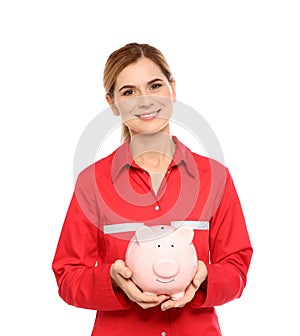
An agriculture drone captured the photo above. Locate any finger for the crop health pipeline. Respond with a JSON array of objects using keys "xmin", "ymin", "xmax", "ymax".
[
  {"xmin": 113, "ymin": 259, "xmax": 132, "ymax": 278},
  {"xmin": 156, "ymin": 295, "xmax": 170, "ymax": 304},
  {"xmin": 193, "ymin": 277, "xmax": 200, "ymax": 288},
  {"xmin": 193, "ymin": 261, "xmax": 207, "ymax": 287},
  {"xmin": 126, "ymin": 282, "xmax": 160, "ymax": 303},
  {"xmin": 161, "ymin": 297, "xmax": 187, "ymax": 311},
  {"xmin": 161, "ymin": 298, "xmax": 176, "ymax": 311},
  {"xmin": 161, "ymin": 284, "xmax": 197, "ymax": 311},
  {"xmin": 134, "ymin": 292, "xmax": 161, "ymax": 304},
  {"xmin": 128, "ymin": 283, "xmax": 170, "ymax": 305},
  {"xmin": 181, "ymin": 283, "xmax": 197, "ymax": 302},
  {"xmin": 138, "ymin": 295, "xmax": 170, "ymax": 310}
]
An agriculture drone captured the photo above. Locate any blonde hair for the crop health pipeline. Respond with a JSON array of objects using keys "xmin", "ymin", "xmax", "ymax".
[{"xmin": 103, "ymin": 43, "xmax": 174, "ymax": 143}]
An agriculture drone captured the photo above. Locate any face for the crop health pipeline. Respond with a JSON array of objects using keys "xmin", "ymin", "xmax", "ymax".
[{"xmin": 106, "ymin": 58, "xmax": 176, "ymax": 137}]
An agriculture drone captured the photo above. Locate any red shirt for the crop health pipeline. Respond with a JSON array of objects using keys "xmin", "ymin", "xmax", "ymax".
[{"xmin": 52, "ymin": 137, "xmax": 253, "ymax": 336}]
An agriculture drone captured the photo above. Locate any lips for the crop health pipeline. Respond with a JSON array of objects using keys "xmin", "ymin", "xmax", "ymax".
[{"xmin": 135, "ymin": 109, "xmax": 161, "ymax": 120}]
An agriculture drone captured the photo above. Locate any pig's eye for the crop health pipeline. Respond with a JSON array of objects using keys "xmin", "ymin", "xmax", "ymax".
[
  {"xmin": 157, "ymin": 244, "xmax": 161, "ymax": 247},
  {"xmin": 171, "ymin": 244, "xmax": 174, "ymax": 247}
]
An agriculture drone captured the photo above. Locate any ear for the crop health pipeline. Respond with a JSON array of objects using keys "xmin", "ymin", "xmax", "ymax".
[
  {"xmin": 171, "ymin": 79, "xmax": 176, "ymax": 102},
  {"xmin": 135, "ymin": 226, "xmax": 154, "ymax": 243},
  {"xmin": 175, "ymin": 226, "xmax": 194, "ymax": 244},
  {"xmin": 106, "ymin": 94, "xmax": 120, "ymax": 116}
]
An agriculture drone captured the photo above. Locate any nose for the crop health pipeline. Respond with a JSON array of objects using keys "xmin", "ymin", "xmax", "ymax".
[
  {"xmin": 137, "ymin": 94, "xmax": 154, "ymax": 108},
  {"xmin": 153, "ymin": 259, "xmax": 179, "ymax": 278}
]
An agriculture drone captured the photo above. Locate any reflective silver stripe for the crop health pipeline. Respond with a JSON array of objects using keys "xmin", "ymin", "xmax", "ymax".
[
  {"xmin": 104, "ymin": 221, "xmax": 209, "ymax": 234},
  {"xmin": 103, "ymin": 222, "xmax": 144, "ymax": 234},
  {"xmin": 171, "ymin": 221, "xmax": 209, "ymax": 230}
]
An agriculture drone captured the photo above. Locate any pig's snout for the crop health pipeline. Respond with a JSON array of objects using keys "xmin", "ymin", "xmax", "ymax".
[{"xmin": 153, "ymin": 259, "xmax": 179, "ymax": 278}]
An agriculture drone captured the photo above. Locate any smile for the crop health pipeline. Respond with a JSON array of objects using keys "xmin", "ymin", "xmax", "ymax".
[
  {"xmin": 135, "ymin": 109, "xmax": 161, "ymax": 120},
  {"xmin": 156, "ymin": 278, "xmax": 175, "ymax": 284}
]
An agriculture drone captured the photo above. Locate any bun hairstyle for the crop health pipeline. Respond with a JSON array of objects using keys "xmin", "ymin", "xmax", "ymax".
[{"xmin": 103, "ymin": 43, "xmax": 174, "ymax": 142}]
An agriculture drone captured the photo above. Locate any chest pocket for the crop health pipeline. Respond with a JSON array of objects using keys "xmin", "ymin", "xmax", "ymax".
[{"xmin": 171, "ymin": 221, "xmax": 210, "ymax": 263}]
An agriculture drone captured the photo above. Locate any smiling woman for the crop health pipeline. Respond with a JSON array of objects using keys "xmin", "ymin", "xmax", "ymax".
[
  {"xmin": 52, "ymin": 42, "xmax": 253, "ymax": 336},
  {"xmin": 104, "ymin": 43, "xmax": 175, "ymax": 142},
  {"xmin": 106, "ymin": 58, "xmax": 175, "ymax": 140}
]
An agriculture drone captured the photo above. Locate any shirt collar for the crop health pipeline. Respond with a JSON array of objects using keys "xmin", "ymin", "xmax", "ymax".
[{"xmin": 111, "ymin": 136, "xmax": 197, "ymax": 182}]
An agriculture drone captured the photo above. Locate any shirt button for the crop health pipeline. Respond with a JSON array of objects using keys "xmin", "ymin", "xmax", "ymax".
[
  {"xmin": 161, "ymin": 332, "xmax": 167, "ymax": 336},
  {"xmin": 154, "ymin": 205, "xmax": 160, "ymax": 211}
]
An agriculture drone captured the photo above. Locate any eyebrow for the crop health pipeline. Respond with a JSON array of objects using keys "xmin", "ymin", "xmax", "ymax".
[{"xmin": 118, "ymin": 78, "xmax": 164, "ymax": 92}]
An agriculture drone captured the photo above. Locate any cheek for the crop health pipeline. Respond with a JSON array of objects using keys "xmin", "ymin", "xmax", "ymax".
[
  {"xmin": 115, "ymin": 100, "xmax": 137, "ymax": 121},
  {"xmin": 153, "ymin": 95, "xmax": 173, "ymax": 106}
]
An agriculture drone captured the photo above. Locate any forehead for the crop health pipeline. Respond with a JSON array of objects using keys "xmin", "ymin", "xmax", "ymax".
[{"xmin": 115, "ymin": 58, "xmax": 165, "ymax": 88}]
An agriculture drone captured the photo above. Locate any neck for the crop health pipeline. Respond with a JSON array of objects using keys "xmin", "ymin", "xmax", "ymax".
[{"xmin": 129, "ymin": 131, "xmax": 175, "ymax": 172}]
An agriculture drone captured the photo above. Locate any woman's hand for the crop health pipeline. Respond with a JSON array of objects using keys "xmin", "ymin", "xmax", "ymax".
[
  {"xmin": 110, "ymin": 259, "xmax": 170, "ymax": 309},
  {"xmin": 161, "ymin": 260, "xmax": 208, "ymax": 311}
]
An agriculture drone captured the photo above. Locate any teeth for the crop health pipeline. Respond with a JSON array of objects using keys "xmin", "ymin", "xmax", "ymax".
[
  {"xmin": 142, "ymin": 113, "xmax": 155, "ymax": 117},
  {"xmin": 137, "ymin": 110, "xmax": 159, "ymax": 118}
]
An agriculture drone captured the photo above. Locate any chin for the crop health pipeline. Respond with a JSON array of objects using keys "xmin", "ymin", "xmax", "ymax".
[{"xmin": 130, "ymin": 121, "xmax": 170, "ymax": 136}]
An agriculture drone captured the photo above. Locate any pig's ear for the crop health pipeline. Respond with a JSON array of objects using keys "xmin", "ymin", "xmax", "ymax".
[
  {"xmin": 175, "ymin": 226, "xmax": 194, "ymax": 244},
  {"xmin": 135, "ymin": 226, "xmax": 153, "ymax": 243}
]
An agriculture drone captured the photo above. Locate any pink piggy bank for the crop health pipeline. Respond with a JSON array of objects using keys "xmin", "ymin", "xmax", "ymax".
[{"xmin": 125, "ymin": 225, "xmax": 198, "ymax": 300}]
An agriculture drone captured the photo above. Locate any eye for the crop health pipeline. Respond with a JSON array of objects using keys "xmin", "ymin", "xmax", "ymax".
[
  {"xmin": 150, "ymin": 83, "xmax": 162, "ymax": 90},
  {"xmin": 122, "ymin": 89, "xmax": 135, "ymax": 96},
  {"xmin": 171, "ymin": 244, "xmax": 174, "ymax": 247},
  {"xmin": 157, "ymin": 244, "xmax": 161, "ymax": 247}
]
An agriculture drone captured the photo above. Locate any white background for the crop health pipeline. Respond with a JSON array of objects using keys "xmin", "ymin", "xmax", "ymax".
[{"xmin": 1, "ymin": 0, "xmax": 299, "ymax": 335}]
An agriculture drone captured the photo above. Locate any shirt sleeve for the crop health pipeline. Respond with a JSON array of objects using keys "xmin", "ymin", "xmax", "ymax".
[
  {"xmin": 191, "ymin": 168, "xmax": 253, "ymax": 308},
  {"xmin": 52, "ymin": 169, "xmax": 130, "ymax": 312}
]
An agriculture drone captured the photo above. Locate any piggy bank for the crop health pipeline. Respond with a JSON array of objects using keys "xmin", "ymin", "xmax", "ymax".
[{"xmin": 125, "ymin": 225, "xmax": 198, "ymax": 300}]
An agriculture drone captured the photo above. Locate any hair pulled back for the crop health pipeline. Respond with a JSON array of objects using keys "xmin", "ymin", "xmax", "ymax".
[{"xmin": 103, "ymin": 43, "xmax": 173, "ymax": 142}]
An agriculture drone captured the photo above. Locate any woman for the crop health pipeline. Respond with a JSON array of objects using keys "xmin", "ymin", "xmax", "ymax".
[{"xmin": 52, "ymin": 43, "xmax": 253, "ymax": 335}]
